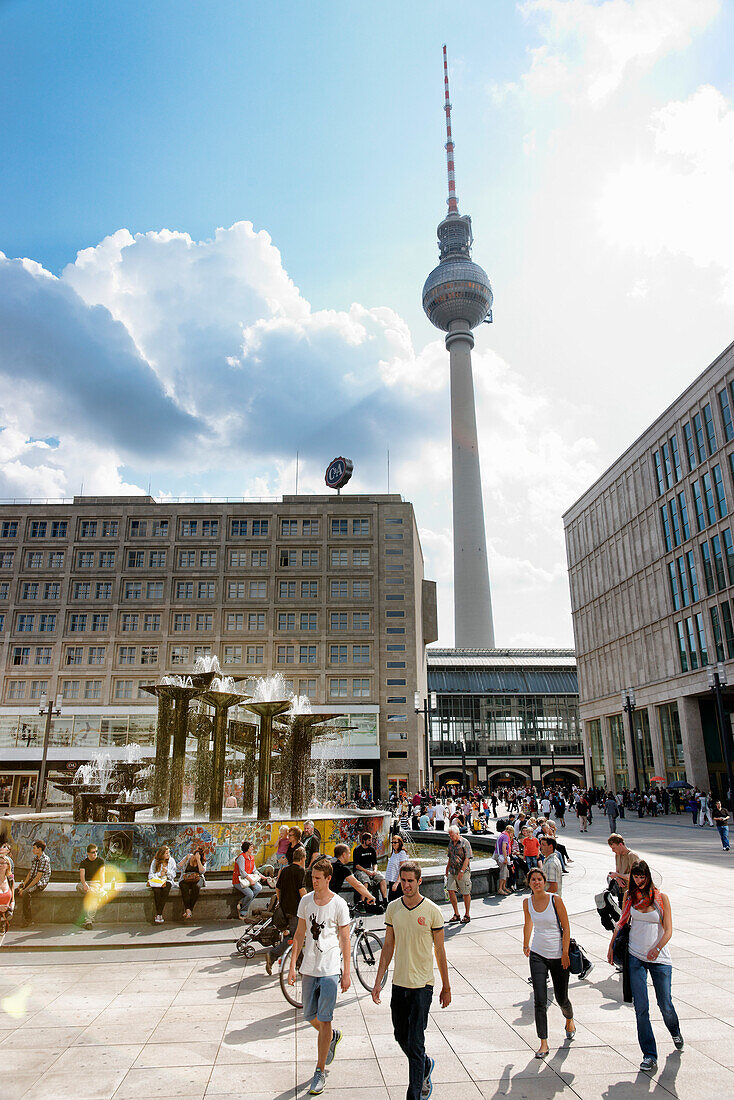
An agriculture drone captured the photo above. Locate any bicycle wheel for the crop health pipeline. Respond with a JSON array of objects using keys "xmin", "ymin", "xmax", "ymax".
[
  {"xmin": 353, "ymin": 930, "xmax": 386, "ymax": 991},
  {"xmin": 279, "ymin": 944, "xmax": 303, "ymax": 1009}
]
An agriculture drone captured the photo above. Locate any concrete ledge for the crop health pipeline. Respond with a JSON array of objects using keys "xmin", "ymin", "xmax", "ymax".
[{"xmin": 18, "ymin": 881, "xmax": 275, "ymax": 925}]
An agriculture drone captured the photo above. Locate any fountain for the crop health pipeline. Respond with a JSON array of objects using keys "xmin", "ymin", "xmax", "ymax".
[
  {"xmin": 9, "ymin": 662, "xmax": 391, "ymax": 881},
  {"xmin": 244, "ymin": 674, "xmax": 293, "ymax": 820}
]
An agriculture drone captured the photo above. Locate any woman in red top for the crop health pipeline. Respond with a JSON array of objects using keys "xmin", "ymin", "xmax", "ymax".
[
  {"xmin": 0, "ymin": 853, "xmax": 15, "ymax": 935},
  {"xmin": 233, "ymin": 840, "xmax": 263, "ymax": 919}
]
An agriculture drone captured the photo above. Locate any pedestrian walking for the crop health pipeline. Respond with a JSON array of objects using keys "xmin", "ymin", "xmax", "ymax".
[
  {"xmin": 607, "ymin": 860, "xmax": 683, "ymax": 1073},
  {"xmin": 289, "ymin": 857, "xmax": 351, "ymax": 1095},
  {"xmin": 698, "ymin": 791, "xmax": 714, "ymax": 827},
  {"xmin": 605, "ymin": 792, "xmax": 619, "ymax": 834},
  {"xmin": 445, "ymin": 825, "xmax": 472, "ymax": 923},
  {"xmin": 577, "ymin": 794, "xmax": 590, "ymax": 832},
  {"xmin": 712, "ymin": 801, "xmax": 730, "ymax": 850},
  {"xmin": 523, "ymin": 868, "xmax": 576, "ymax": 1058},
  {"xmin": 372, "ymin": 861, "xmax": 450, "ymax": 1100}
]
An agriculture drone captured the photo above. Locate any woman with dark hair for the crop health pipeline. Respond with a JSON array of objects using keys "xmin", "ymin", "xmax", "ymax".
[
  {"xmin": 522, "ymin": 867, "xmax": 576, "ymax": 1058},
  {"xmin": 147, "ymin": 845, "xmax": 177, "ymax": 923},
  {"xmin": 607, "ymin": 860, "xmax": 683, "ymax": 1073}
]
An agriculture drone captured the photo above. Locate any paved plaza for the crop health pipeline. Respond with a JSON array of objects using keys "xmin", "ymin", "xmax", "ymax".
[{"xmin": 1, "ymin": 815, "xmax": 733, "ymax": 1099}]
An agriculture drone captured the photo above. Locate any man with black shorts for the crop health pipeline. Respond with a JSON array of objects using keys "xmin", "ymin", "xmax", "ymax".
[
  {"xmin": 372, "ymin": 860, "xmax": 450, "ymax": 1100},
  {"xmin": 352, "ymin": 832, "xmax": 388, "ymax": 910}
]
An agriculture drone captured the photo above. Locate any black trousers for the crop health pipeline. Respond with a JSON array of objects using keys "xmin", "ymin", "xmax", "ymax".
[
  {"xmin": 152, "ymin": 882, "xmax": 171, "ymax": 916},
  {"xmin": 180, "ymin": 880, "xmax": 200, "ymax": 913},
  {"xmin": 391, "ymin": 984, "xmax": 433, "ymax": 1100},
  {"xmin": 529, "ymin": 951, "xmax": 573, "ymax": 1040}
]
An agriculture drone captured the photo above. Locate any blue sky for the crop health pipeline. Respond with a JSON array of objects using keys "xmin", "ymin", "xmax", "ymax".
[{"xmin": 2, "ymin": 1, "xmax": 734, "ymax": 645}]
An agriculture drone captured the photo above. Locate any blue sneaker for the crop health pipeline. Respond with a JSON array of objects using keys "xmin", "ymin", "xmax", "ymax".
[
  {"xmin": 309, "ymin": 1068, "xmax": 326, "ymax": 1094},
  {"xmin": 422, "ymin": 1056, "xmax": 435, "ymax": 1098},
  {"xmin": 326, "ymin": 1028, "xmax": 342, "ymax": 1066}
]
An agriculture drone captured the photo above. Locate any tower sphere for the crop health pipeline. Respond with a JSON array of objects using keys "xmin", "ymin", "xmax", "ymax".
[{"xmin": 422, "ymin": 256, "xmax": 494, "ymax": 332}]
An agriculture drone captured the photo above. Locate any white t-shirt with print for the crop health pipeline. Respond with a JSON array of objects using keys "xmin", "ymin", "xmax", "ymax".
[{"xmin": 297, "ymin": 891, "xmax": 350, "ymax": 977}]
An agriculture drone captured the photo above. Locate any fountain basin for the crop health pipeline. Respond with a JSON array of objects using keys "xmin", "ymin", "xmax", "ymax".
[{"xmin": 5, "ymin": 810, "xmax": 392, "ymax": 880}]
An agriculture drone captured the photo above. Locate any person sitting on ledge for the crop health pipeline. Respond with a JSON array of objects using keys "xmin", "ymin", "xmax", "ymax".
[
  {"xmin": 15, "ymin": 840, "xmax": 51, "ymax": 926},
  {"xmin": 330, "ymin": 844, "xmax": 375, "ymax": 910},
  {"xmin": 0, "ymin": 853, "xmax": 15, "ymax": 935},
  {"xmin": 77, "ymin": 843, "xmax": 110, "ymax": 930},
  {"xmin": 233, "ymin": 840, "xmax": 263, "ymax": 919},
  {"xmin": 147, "ymin": 844, "xmax": 177, "ymax": 924}
]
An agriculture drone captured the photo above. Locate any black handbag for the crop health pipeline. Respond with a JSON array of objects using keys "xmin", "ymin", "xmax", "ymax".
[{"xmin": 552, "ymin": 896, "xmax": 588, "ymax": 975}]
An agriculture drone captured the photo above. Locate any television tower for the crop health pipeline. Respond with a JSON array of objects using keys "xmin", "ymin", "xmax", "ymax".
[{"xmin": 423, "ymin": 45, "xmax": 495, "ymax": 648}]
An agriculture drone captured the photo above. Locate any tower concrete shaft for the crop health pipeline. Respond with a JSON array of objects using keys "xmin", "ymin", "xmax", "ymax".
[{"xmin": 447, "ymin": 320, "xmax": 495, "ymax": 647}]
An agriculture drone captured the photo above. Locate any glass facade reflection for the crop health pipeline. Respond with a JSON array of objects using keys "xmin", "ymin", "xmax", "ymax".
[{"xmin": 430, "ymin": 693, "xmax": 581, "ymax": 757}]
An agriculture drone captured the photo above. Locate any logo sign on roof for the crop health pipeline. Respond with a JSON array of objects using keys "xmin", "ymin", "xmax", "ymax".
[{"xmin": 325, "ymin": 456, "xmax": 354, "ymax": 491}]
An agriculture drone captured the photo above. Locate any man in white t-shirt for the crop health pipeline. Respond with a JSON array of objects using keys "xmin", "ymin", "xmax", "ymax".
[
  {"xmin": 289, "ymin": 858, "xmax": 351, "ymax": 1095},
  {"xmin": 540, "ymin": 795, "xmax": 552, "ymax": 817}
]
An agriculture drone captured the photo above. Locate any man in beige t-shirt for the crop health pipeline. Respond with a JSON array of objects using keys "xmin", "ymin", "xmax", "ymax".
[
  {"xmin": 372, "ymin": 861, "xmax": 450, "ymax": 1100},
  {"xmin": 608, "ymin": 834, "xmax": 640, "ymax": 889}
]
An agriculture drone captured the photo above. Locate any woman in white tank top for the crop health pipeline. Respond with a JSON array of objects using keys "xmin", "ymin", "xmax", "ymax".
[
  {"xmin": 522, "ymin": 867, "xmax": 576, "ymax": 1058},
  {"xmin": 607, "ymin": 860, "xmax": 682, "ymax": 1073}
]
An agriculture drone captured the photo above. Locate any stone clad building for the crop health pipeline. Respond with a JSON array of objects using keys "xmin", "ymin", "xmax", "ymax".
[
  {"xmin": 0, "ymin": 493, "xmax": 436, "ymax": 808},
  {"xmin": 564, "ymin": 339, "xmax": 734, "ymax": 797}
]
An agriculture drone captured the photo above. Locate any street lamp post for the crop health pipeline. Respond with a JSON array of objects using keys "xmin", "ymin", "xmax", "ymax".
[
  {"xmin": 708, "ymin": 663, "xmax": 734, "ymax": 809},
  {"xmin": 621, "ymin": 689, "xmax": 641, "ymax": 794},
  {"xmin": 587, "ymin": 745, "xmax": 594, "ymax": 789},
  {"xmin": 414, "ymin": 691, "xmax": 437, "ymax": 793},
  {"xmin": 637, "ymin": 727, "xmax": 648, "ymax": 793},
  {"xmin": 35, "ymin": 693, "xmax": 62, "ymax": 813},
  {"xmin": 549, "ymin": 742, "xmax": 555, "ymax": 787}
]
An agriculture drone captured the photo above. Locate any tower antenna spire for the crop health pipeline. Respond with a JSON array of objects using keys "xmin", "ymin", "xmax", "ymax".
[{"xmin": 443, "ymin": 44, "xmax": 459, "ymax": 214}]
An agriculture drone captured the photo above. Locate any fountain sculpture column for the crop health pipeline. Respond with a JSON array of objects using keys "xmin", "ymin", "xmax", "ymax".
[
  {"xmin": 152, "ymin": 692, "xmax": 173, "ymax": 818},
  {"xmin": 245, "ymin": 700, "xmax": 292, "ymax": 819},
  {"xmin": 199, "ymin": 689, "xmax": 249, "ymax": 821}
]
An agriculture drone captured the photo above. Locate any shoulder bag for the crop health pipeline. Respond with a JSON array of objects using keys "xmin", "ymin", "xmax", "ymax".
[{"xmin": 551, "ymin": 895, "xmax": 590, "ymax": 976}]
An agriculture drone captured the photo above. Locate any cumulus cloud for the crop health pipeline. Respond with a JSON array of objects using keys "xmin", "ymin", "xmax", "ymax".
[{"xmin": 518, "ymin": 0, "xmax": 721, "ymax": 104}]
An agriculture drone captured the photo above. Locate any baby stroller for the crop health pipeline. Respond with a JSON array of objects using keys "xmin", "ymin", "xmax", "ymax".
[{"xmin": 235, "ymin": 893, "xmax": 282, "ymax": 959}]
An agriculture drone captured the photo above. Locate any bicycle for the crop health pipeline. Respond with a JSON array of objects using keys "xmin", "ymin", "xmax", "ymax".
[{"xmin": 279, "ymin": 907, "xmax": 387, "ymax": 1008}]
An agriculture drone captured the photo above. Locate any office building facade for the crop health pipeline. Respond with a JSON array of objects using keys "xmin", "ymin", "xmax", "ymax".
[
  {"xmin": 564, "ymin": 339, "xmax": 734, "ymax": 797},
  {"xmin": 0, "ymin": 494, "xmax": 436, "ymax": 808}
]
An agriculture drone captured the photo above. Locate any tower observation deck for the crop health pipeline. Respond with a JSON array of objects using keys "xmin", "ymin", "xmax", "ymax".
[{"xmin": 422, "ymin": 45, "xmax": 496, "ymax": 649}]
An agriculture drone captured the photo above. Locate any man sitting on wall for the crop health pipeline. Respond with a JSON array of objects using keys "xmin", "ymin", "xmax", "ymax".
[
  {"xmin": 330, "ymin": 844, "xmax": 375, "ymax": 910},
  {"xmin": 15, "ymin": 840, "xmax": 51, "ymax": 925},
  {"xmin": 352, "ymin": 832, "xmax": 388, "ymax": 911}
]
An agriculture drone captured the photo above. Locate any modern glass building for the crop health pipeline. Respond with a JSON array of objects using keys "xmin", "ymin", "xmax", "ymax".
[{"xmin": 426, "ymin": 649, "xmax": 581, "ymax": 790}]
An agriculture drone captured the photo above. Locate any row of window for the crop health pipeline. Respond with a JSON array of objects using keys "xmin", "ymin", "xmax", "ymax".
[
  {"xmin": 674, "ymin": 598, "xmax": 734, "ymax": 672},
  {"xmin": 659, "ymin": 462, "xmax": 728, "ymax": 550},
  {"xmin": 0, "ymin": 547, "xmax": 380, "ymax": 571},
  {"xmin": 1, "ymin": 609, "xmax": 378, "ymax": 635},
  {"xmin": 652, "ymin": 386, "xmax": 734, "ymax": 501},
  {"xmin": 0, "ymin": 516, "xmax": 379, "ymax": 542},
  {"xmin": 3, "ymin": 578, "xmax": 374, "ymax": 602},
  {"xmin": 12, "ymin": 641, "xmax": 379, "ymax": 669},
  {"xmin": 667, "ymin": 527, "xmax": 734, "ymax": 611},
  {"xmin": 4, "ymin": 675, "xmax": 375, "ymax": 703}
]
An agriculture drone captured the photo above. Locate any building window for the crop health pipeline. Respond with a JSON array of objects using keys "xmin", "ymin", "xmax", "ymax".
[
  {"xmin": 330, "ymin": 645, "xmax": 348, "ymax": 664},
  {"xmin": 127, "ymin": 550, "xmax": 144, "ymax": 568},
  {"xmin": 385, "ymin": 594, "xmax": 405, "ymax": 601},
  {"xmin": 30, "ymin": 680, "xmax": 48, "ymax": 699},
  {"xmin": 66, "ymin": 646, "xmax": 83, "ymax": 665},
  {"xmin": 140, "ymin": 646, "xmax": 158, "ymax": 665},
  {"xmin": 226, "ymin": 613, "xmax": 244, "ymax": 630},
  {"xmin": 195, "ymin": 614, "xmax": 213, "ymax": 631},
  {"xmin": 300, "ymin": 613, "xmax": 317, "ymax": 631},
  {"xmin": 386, "ymin": 611, "xmax": 405, "ymax": 618},
  {"xmin": 12, "ymin": 647, "xmax": 30, "ymax": 665},
  {"xmin": 22, "ymin": 582, "xmax": 40, "ymax": 600},
  {"xmin": 670, "ymin": 434, "xmax": 682, "ymax": 481},
  {"xmin": 153, "ymin": 520, "xmax": 168, "ymax": 537},
  {"xmin": 0, "ymin": 552, "xmax": 15, "ymax": 567},
  {"xmin": 695, "ymin": 612, "xmax": 709, "ymax": 666},
  {"xmin": 278, "ymin": 581, "xmax": 295, "ymax": 598},
  {"xmin": 654, "ymin": 451, "xmax": 664, "ymax": 493},
  {"xmin": 114, "ymin": 681, "xmax": 134, "ymax": 700},
  {"xmin": 252, "ymin": 520, "xmax": 268, "ymax": 536},
  {"xmin": 176, "ymin": 582, "xmax": 194, "ymax": 599},
  {"xmin": 96, "ymin": 582, "xmax": 112, "ymax": 599},
  {"xmin": 712, "ymin": 464, "xmax": 728, "ymax": 517},
  {"xmin": 331, "ymin": 519, "xmax": 348, "ymax": 536},
  {"xmin": 121, "ymin": 614, "xmax": 139, "ymax": 632},
  {"xmin": 385, "ymin": 533, "xmax": 404, "ymax": 541},
  {"xmin": 85, "ymin": 681, "xmax": 102, "ymax": 700},
  {"xmin": 229, "ymin": 581, "xmax": 247, "ymax": 598},
  {"xmin": 34, "ymin": 646, "xmax": 51, "ymax": 665},
  {"xmin": 330, "ymin": 580, "xmax": 348, "ymax": 598},
  {"xmin": 125, "ymin": 582, "xmax": 142, "ymax": 599},
  {"xmin": 119, "ymin": 646, "xmax": 136, "ymax": 665},
  {"xmin": 88, "ymin": 647, "xmax": 105, "ymax": 665},
  {"xmin": 200, "ymin": 550, "xmax": 217, "ymax": 567},
  {"xmin": 91, "ymin": 613, "xmax": 108, "ymax": 631},
  {"xmin": 330, "ymin": 550, "xmax": 348, "ymax": 568},
  {"xmin": 62, "ymin": 681, "xmax": 80, "ymax": 700},
  {"xmin": 352, "ymin": 518, "xmax": 369, "ymax": 536},
  {"xmin": 17, "ymin": 614, "xmax": 35, "ymax": 632},
  {"xmin": 386, "ymin": 660, "xmax": 405, "ymax": 668},
  {"xmin": 1, "ymin": 521, "xmax": 18, "ymax": 538},
  {"xmin": 353, "ymin": 549, "xmax": 369, "ymax": 566},
  {"xmin": 280, "ymin": 550, "xmax": 296, "ymax": 568},
  {"xmin": 38, "ymin": 614, "xmax": 56, "ymax": 633},
  {"xmin": 71, "ymin": 582, "xmax": 90, "ymax": 600},
  {"xmin": 149, "ymin": 550, "xmax": 166, "ymax": 567},
  {"xmin": 691, "ymin": 482, "xmax": 706, "ymax": 532},
  {"xmin": 8, "ymin": 681, "xmax": 26, "ymax": 700},
  {"xmin": 721, "ymin": 600, "xmax": 734, "ymax": 658},
  {"xmin": 41, "ymin": 581, "xmax": 59, "ymax": 599},
  {"xmin": 249, "ymin": 581, "xmax": 266, "ymax": 598},
  {"xmin": 171, "ymin": 646, "xmax": 189, "ymax": 665},
  {"xmin": 693, "ymin": 411, "xmax": 707, "ymax": 463},
  {"xmin": 701, "ymin": 541, "xmax": 714, "ymax": 594},
  {"xmin": 230, "ymin": 519, "xmax": 247, "ymax": 536},
  {"xmin": 676, "ymin": 557, "xmax": 689, "ymax": 608},
  {"xmin": 385, "ymin": 517, "xmax": 403, "ymax": 525},
  {"xmin": 353, "ymin": 613, "xmax": 370, "ymax": 631},
  {"xmin": 179, "ymin": 551, "xmax": 196, "ymax": 567},
  {"xmin": 278, "ymin": 613, "xmax": 296, "ymax": 631},
  {"xmin": 329, "ymin": 678, "xmax": 348, "ymax": 698},
  {"xmin": 29, "ymin": 520, "xmax": 47, "ymax": 538},
  {"xmin": 173, "ymin": 614, "xmax": 191, "ymax": 631},
  {"xmin": 130, "ymin": 520, "xmax": 147, "ymax": 537},
  {"xmin": 80, "ymin": 520, "xmax": 97, "ymax": 538},
  {"xmin": 302, "ymin": 519, "xmax": 319, "ymax": 536},
  {"xmin": 247, "ymin": 613, "xmax": 265, "ymax": 630},
  {"xmin": 246, "ymin": 645, "xmax": 263, "ymax": 664},
  {"xmin": 197, "ymin": 581, "xmax": 215, "ymax": 598},
  {"xmin": 387, "ymin": 678, "xmax": 406, "ymax": 685},
  {"xmin": 352, "ymin": 678, "xmax": 370, "ymax": 697},
  {"xmin": 387, "ymin": 644, "xmax": 405, "ymax": 651},
  {"xmin": 252, "ymin": 550, "xmax": 268, "ymax": 567},
  {"xmin": 719, "ymin": 387, "xmax": 733, "ymax": 442},
  {"xmin": 703, "ymin": 402, "xmax": 717, "ymax": 454},
  {"xmin": 181, "ymin": 520, "xmax": 198, "ymax": 536},
  {"xmin": 684, "ymin": 615, "xmax": 699, "ymax": 669},
  {"xmin": 99, "ymin": 551, "xmax": 115, "ymax": 568},
  {"xmin": 281, "ymin": 519, "xmax": 298, "ymax": 536},
  {"xmin": 277, "ymin": 645, "xmax": 295, "ymax": 664},
  {"xmin": 387, "ymin": 696, "xmax": 406, "ymax": 703},
  {"xmin": 223, "ymin": 645, "xmax": 242, "ymax": 664},
  {"xmin": 711, "ymin": 534, "xmax": 727, "ymax": 590},
  {"xmin": 75, "ymin": 551, "xmax": 93, "ymax": 569},
  {"xmin": 301, "ymin": 580, "xmax": 318, "ymax": 598},
  {"xmin": 0, "ymin": 583, "xmax": 7, "ymax": 600},
  {"xmin": 302, "ymin": 550, "xmax": 318, "ymax": 567},
  {"xmin": 678, "ymin": 491, "xmax": 690, "ymax": 540},
  {"xmin": 352, "ymin": 580, "xmax": 370, "ymax": 598},
  {"xmin": 710, "ymin": 606, "xmax": 725, "ymax": 661},
  {"xmin": 102, "ymin": 520, "xmax": 118, "ymax": 536},
  {"xmin": 298, "ymin": 678, "xmax": 317, "ymax": 698},
  {"xmin": 299, "ymin": 645, "xmax": 317, "ymax": 664},
  {"xmin": 686, "ymin": 549, "xmax": 699, "ymax": 600},
  {"xmin": 202, "ymin": 520, "xmax": 218, "ymax": 536},
  {"xmin": 330, "ymin": 612, "xmax": 348, "ymax": 631},
  {"xmin": 353, "ymin": 645, "xmax": 370, "ymax": 663},
  {"xmin": 143, "ymin": 614, "xmax": 160, "ymax": 631}
]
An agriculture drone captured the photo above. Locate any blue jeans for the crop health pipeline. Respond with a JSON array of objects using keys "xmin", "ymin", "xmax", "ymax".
[
  {"xmin": 391, "ymin": 984, "xmax": 433, "ymax": 1100},
  {"xmin": 234, "ymin": 880, "xmax": 262, "ymax": 914},
  {"xmin": 717, "ymin": 824, "xmax": 730, "ymax": 849},
  {"xmin": 628, "ymin": 955, "xmax": 680, "ymax": 1059}
]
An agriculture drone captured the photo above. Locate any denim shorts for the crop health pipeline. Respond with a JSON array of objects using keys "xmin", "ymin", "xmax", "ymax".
[{"xmin": 302, "ymin": 974, "xmax": 339, "ymax": 1022}]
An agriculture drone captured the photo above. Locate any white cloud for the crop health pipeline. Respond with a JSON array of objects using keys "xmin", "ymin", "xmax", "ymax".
[
  {"xmin": 597, "ymin": 84, "xmax": 734, "ymax": 301},
  {"xmin": 518, "ymin": 0, "xmax": 721, "ymax": 104}
]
